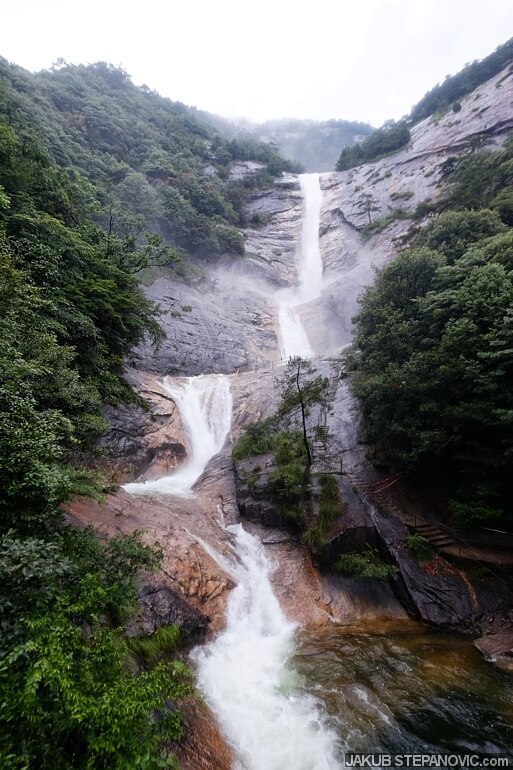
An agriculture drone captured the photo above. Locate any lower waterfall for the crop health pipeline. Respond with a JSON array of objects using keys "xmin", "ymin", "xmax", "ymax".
[
  {"xmin": 278, "ymin": 303, "xmax": 314, "ymax": 358},
  {"xmin": 124, "ymin": 368, "xmax": 341, "ymax": 768},
  {"xmin": 122, "ymin": 373, "xmax": 232, "ymax": 497},
  {"xmin": 193, "ymin": 524, "xmax": 341, "ymax": 770}
]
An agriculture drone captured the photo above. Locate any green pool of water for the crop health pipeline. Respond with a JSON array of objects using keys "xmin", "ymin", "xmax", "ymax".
[{"xmin": 292, "ymin": 622, "xmax": 513, "ymax": 757}]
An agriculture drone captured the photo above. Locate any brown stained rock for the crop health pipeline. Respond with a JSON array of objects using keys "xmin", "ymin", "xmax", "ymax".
[
  {"xmin": 250, "ymin": 526, "xmax": 408, "ymax": 629},
  {"xmin": 63, "ymin": 489, "xmax": 235, "ymax": 632},
  {"xmin": 100, "ymin": 371, "xmax": 188, "ymax": 482},
  {"xmin": 475, "ymin": 623, "xmax": 513, "ymax": 673},
  {"xmin": 173, "ymin": 697, "xmax": 234, "ymax": 770}
]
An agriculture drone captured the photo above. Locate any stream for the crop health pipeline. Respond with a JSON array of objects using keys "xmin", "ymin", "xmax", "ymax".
[{"xmin": 123, "ymin": 173, "xmax": 513, "ymax": 768}]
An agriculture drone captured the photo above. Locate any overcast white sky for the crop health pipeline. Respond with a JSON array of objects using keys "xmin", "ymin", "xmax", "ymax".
[{"xmin": 3, "ymin": 0, "xmax": 513, "ymax": 126}]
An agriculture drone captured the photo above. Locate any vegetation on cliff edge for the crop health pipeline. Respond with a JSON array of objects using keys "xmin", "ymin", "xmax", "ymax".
[
  {"xmin": 0, "ymin": 61, "xmax": 199, "ymax": 769},
  {"xmin": 349, "ymin": 135, "xmax": 513, "ymax": 523}
]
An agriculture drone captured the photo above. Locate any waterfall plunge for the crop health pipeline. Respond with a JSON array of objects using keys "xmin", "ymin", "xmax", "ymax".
[
  {"xmin": 193, "ymin": 524, "xmax": 341, "ymax": 770},
  {"xmin": 277, "ymin": 173, "xmax": 323, "ymax": 359},
  {"xmin": 122, "ymin": 374, "xmax": 232, "ymax": 497}
]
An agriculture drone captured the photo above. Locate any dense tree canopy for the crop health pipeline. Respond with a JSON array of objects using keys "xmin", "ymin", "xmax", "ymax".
[
  {"xmin": 0, "ymin": 60, "xmax": 205, "ymax": 768},
  {"xmin": 0, "ymin": 58, "xmax": 297, "ymax": 259},
  {"xmin": 350, "ymin": 136, "xmax": 513, "ymax": 521},
  {"xmin": 335, "ymin": 121, "xmax": 410, "ymax": 171}
]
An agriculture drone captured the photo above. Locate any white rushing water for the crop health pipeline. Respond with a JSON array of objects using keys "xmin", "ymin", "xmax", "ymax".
[
  {"xmin": 276, "ymin": 173, "xmax": 324, "ymax": 359},
  {"xmin": 122, "ymin": 374, "xmax": 232, "ymax": 497},
  {"xmin": 193, "ymin": 523, "xmax": 341, "ymax": 770}
]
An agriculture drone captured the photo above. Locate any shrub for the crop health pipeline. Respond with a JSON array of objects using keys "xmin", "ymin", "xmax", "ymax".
[
  {"xmin": 232, "ymin": 417, "xmax": 278, "ymax": 460},
  {"xmin": 318, "ymin": 473, "xmax": 344, "ymax": 531},
  {"xmin": 404, "ymin": 533, "xmax": 435, "ymax": 561},
  {"xmin": 126, "ymin": 624, "xmax": 181, "ymax": 664},
  {"xmin": 334, "ymin": 547, "xmax": 398, "ymax": 580}
]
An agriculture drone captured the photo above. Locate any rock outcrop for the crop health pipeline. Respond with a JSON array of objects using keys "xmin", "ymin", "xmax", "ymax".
[
  {"xmin": 99, "ymin": 371, "xmax": 187, "ymax": 481},
  {"xmin": 474, "ymin": 619, "xmax": 513, "ymax": 673},
  {"xmin": 126, "ymin": 583, "xmax": 208, "ymax": 641}
]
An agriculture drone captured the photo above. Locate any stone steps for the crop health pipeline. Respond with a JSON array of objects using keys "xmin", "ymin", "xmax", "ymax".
[{"xmin": 414, "ymin": 523, "xmax": 457, "ymax": 549}]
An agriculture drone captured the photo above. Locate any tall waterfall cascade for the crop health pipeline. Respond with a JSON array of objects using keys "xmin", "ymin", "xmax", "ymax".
[
  {"xmin": 276, "ymin": 173, "xmax": 324, "ymax": 359},
  {"xmin": 122, "ymin": 374, "xmax": 232, "ymax": 497},
  {"xmin": 193, "ymin": 524, "xmax": 341, "ymax": 770}
]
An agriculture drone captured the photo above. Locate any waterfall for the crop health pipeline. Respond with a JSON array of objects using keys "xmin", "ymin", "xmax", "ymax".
[
  {"xmin": 276, "ymin": 173, "xmax": 323, "ymax": 359},
  {"xmin": 123, "ymin": 369, "xmax": 340, "ymax": 767},
  {"xmin": 298, "ymin": 173, "xmax": 323, "ymax": 302},
  {"xmin": 122, "ymin": 374, "xmax": 232, "ymax": 497},
  {"xmin": 193, "ymin": 524, "xmax": 341, "ymax": 770}
]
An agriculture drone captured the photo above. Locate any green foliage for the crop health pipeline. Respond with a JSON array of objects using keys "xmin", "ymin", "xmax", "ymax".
[
  {"xmin": 449, "ymin": 497, "xmax": 503, "ymax": 524},
  {"xmin": 269, "ymin": 431, "xmax": 309, "ymax": 522},
  {"xmin": 0, "ymin": 55, "xmax": 224, "ymax": 769},
  {"xmin": 404, "ymin": 533, "xmax": 435, "ymax": 561},
  {"xmin": 361, "ymin": 208, "xmax": 410, "ymax": 236},
  {"xmin": 0, "ymin": 616, "xmax": 189, "ymax": 770},
  {"xmin": 302, "ymin": 473, "xmax": 345, "ymax": 551},
  {"xmin": 232, "ymin": 417, "xmax": 279, "ymax": 460},
  {"xmin": 440, "ymin": 136, "xmax": 513, "ymax": 216},
  {"xmin": 413, "ymin": 209, "xmax": 505, "ymax": 260},
  {"xmin": 334, "ymin": 547, "xmax": 398, "ymax": 580},
  {"xmin": 0, "ymin": 523, "xmax": 190, "ymax": 770},
  {"xmin": 336, "ymin": 121, "xmax": 410, "ymax": 171},
  {"xmin": 351, "ymin": 146, "xmax": 513, "ymax": 519},
  {"xmin": 235, "ymin": 360, "xmax": 333, "ymax": 530},
  {"xmin": 302, "ymin": 526, "xmax": 325, "ymax": 549},
  {"xmin": 410, "ymin": 38, "xmax": 513, "ymax": 124},
  {"xmin": 126, "ymin": 625, "xmax": 182, "ymax": 664},
  {"xmin": 318, "ymin": 473, "xmax": 343, "ymax": 531},
  {"xmin": 0, "ymin": 57, "xmax": 295, "ymax": 260}
]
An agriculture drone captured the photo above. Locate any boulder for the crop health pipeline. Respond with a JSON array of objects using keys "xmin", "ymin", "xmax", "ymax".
[
  {"xmin": 126, "ymin": 583, "xmax": 208, "ymax": 641},
  {"xmin": 234, "ymin": 453, "xmax": 284, "ymax": 528}
]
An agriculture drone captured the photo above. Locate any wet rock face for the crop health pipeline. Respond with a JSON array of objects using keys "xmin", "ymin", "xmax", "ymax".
[
  {"xmin": 136, "ymin": 275, "xmax": 280, "ymax": 375},
  {"xmin": 474, "ymin": 620, "xmax": 513, "ymax": 673},
  {"xmin": 234, "ymin": 453, "xmax": 283, "ymax": 528},
  {"xmin": 126, "ymin": 583, "xmax": 208, "ymax": 640},
  {"xmin": 322, "ymin": 63, "xmax": 513, "ymax": 236},
  {"xmin": 63, "ymin": 489, "xmax": 236, "ymax": 632},
  {"xmin": 369, "ymin": 508, "xmax": 513, "ymax": 630},
  {"xmin": 133, "ymin": 175, "xmax": 304, "ymax": 377},
  {"xmin": 244, "ymin": 174, "xmax": 303, "ymax": 287},
  {"xmin": 174, "ymin": 697, "xmax": 234, "ymax": 770},
  {"xmin": 99, "ymin": 372, "xmax": 187, "ymax": 481}
]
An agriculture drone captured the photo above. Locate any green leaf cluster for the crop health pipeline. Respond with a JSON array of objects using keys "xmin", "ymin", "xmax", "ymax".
[
  {"xmin": 0, "ymin": 527, "xmax": 190, "ymax": 770},
  {"xmin": 231, "ymin": 417, "xmax": 279, "ymax": 460},
  {"xmin": 404, "ymin": 533, "xmax": 435, "ymax": 561},
  {"xmin": 334, "ymin": 547, "xmax": 398, "ymax": 580}
]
